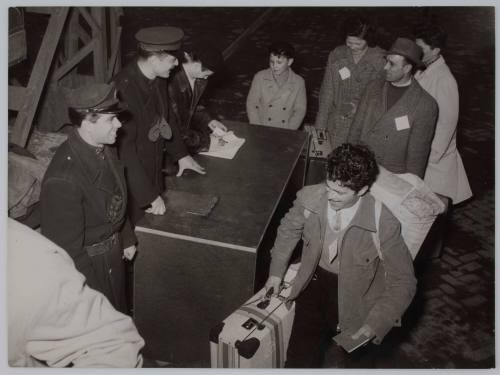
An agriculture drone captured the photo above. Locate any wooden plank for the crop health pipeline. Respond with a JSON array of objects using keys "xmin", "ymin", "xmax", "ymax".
[
  {"xmin": 222, "ymin": 8, "xmax": 276, "ymax": 60},
  {"xmin": 11, "ymin": 7, "xmax": 69, "ymax": 147},
  {"xmin": 109, "ymin": 7, "xmax": 122, "ymax": 74},
  {"xmin": 51, "ymin": 37, "xmax": 97, "ymax": 82},
  {"xmin": 76, "ymin": 23, "xmax": 91, "ymax": 44},
  {"xmin": 24, "ymin": 7, "xmax": 54, "ymax": 15},
  {"xmin": 91, "ymin": 7, "xmax": 106, "ymax": 82},
  {"xmin": 8, "ymin": 85, "xmax": 27, "ymax": 111},
  {"xmin": 78, "ymin": 7, "xmax": 100, "ymax": 34},
  {"xmin": 106, "ymin": 26, "xmax": 122, "ymax": 82},
  {"xmin": 64, "ymin": 8, "xmax": 79, "ymax": 79}
]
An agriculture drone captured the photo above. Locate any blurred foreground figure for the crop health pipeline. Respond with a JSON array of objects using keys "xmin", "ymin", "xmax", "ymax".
[{"xmin": 8, "ymin": 218, "xmax": 144, "ymax": 367}]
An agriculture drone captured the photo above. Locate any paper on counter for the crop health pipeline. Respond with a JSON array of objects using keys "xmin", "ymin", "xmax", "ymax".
[{"xmin": 199, "ymin": 131, "xmax": 245, "ymax": 159}]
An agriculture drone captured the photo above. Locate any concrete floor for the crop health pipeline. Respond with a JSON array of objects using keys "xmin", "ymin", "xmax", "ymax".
[{"xmin": 125, "ymin": 6, "xmax": 495, "ymax": 368}]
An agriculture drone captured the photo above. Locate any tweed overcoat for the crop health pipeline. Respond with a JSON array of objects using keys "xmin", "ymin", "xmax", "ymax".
[
  {"xmin": 415, "ymin": 56, "xmax": 472, "ymax": 203},
  {"xmin": 246, "ymin": 68, "xmax": 306, "ymax": 130},
  {"xmin": 348, "ymin": 77, "xmax": 438, "ymax": 178},
  {"xmin": 269, "ymin": 184, "xmax": 416, "ymax": 342},
  {"xmin": 315, "ymin": 45, "xmax": 386, "ymax": 149}
]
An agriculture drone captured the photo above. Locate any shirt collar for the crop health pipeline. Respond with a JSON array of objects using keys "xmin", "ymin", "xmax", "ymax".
[
  {"xmin": 327, "ymin": 196, "xmax": 362, "ymax": 231},
  {"xmin": 68, "ymin": 129, "xmax": 106, "ymax": 183}
]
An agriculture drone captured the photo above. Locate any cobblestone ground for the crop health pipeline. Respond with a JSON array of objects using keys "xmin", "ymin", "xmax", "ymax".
[{"xmin": 123, "ymin": 7, "xmax": 495, "ymax": 368}]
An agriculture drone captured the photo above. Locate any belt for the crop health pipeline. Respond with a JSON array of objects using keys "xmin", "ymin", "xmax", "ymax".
[{"xmin": 84, "ymin": 233, "xmax": 118, "ymax": 257}]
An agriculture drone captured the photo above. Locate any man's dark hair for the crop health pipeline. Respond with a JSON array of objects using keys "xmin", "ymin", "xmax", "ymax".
[
  {"xmin": 269, "ymin": 41, "xmax": 295, "ymax": 59},
  {"xmin": 326, "ymin": 143, "xmax": 379, "ymax": 192},
  {"xmin": 414, "ymin": 23, "xmax": 447, "ymax": 50},
  {"xmin": 137, "ymin": 47, "xmax": 182, "ymax": 61},
  {"xmin": 342, "ymin": 16, "xmax": 378, "ymax": 47},
  {"xmin": 68, "ymin": 108, "xmax": 100, "ymax": 126}
]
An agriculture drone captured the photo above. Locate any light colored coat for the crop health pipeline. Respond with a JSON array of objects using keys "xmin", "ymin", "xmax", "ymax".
[
  {"xmin": 269, "ymin": 185, "xmax": 416, "ymax": 342},
  {"xmin": 415, "ymin": 56, "xmax": 472, "ymax": 204},
  {"xmin": 8, "ymin": 219, "xmax": 144, "ymax": 368},
  {"xmin": 246, "ymin": 68, "xmax": 306, "ymax": 130}
]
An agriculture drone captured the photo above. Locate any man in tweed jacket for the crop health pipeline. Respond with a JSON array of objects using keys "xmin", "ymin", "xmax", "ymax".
[{"xmin": 348, "ymin": 38, "xmax": 438, "ymax": 178}]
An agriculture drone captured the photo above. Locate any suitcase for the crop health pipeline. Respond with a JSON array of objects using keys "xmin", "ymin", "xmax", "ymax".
[{"xmin": 209, "ymin": 263, "xmax": 299, "ymax": 368}]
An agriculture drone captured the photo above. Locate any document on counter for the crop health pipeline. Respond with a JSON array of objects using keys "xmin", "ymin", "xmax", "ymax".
[{"xmin": 199, "ymin": 131, "xmax": 245, "ymax": 159}]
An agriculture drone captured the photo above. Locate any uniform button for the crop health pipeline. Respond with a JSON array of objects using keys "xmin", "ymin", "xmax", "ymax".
[
  {"xmin": 109, "ymin": 269, "xmax": 112, "ymax": 274},
  {"xmin": 283, "ymin": 107, "xmax": 286, "ymax": 110},
  {"xmin": 268, "ymin": 118, "xmax": 272, "ymax": 121},
  {"xmin": 269, "ymin": 104, "xmax": 272, "ymax": 108},
  {"xmin": 384, "ymin": 136, "xmax": 389, "ymax": 140},
  {"xmin": 255, "ymin": 105, "xmax": 259, "ymax": 109},
  {"xmin": 67, "ymin": 156, "xmax": 71, "ymax": 160},
  {"xmin": 282, "ymin": 120, "xmax": 285, "ymax": 123},
  {"xmin": 366, "ymin": 258, "xmax": 370, "ymax": 263}
]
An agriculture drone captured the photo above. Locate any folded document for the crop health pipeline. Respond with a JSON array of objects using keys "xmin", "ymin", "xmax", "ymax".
[{"xmin": 199, "ymin": 131, "xmax": 245, "ymax": 159}]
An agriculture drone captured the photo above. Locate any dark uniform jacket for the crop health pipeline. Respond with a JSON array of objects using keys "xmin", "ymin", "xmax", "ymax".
[
  {"xmin": 168, "ymin": 66, "xmax": 213, "ymax": 153},
  {"xmin": 348, "ymin": 77, "xmax": 438, "ymax": 178},
  {"xmin": 113, "ymin": 59, "xmax": 189, "ymax": 223},
  {"xmin": 40, "ymin": 130, "xmax": 135, "ymax": 312}
]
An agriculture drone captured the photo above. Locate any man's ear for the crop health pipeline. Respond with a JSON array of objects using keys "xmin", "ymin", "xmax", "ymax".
[
  {"xmin": 357, "ymin": 186, "xmax": 369, "ymax": 197},
  {"xmin": 287, "ymin": 58, "xmax": 294, "ymax": 67},
  {"xmin": 403, "ymin": 63, "xmax": 412, "ymax": 75}
]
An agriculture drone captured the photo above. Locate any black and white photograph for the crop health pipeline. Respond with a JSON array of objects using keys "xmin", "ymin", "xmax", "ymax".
[{"xmin": 5, "ymin": 2, "xmax": 495, "ymax": 370}]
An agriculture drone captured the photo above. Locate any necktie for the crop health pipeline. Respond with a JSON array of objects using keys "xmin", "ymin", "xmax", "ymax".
[{"xmin": 328, "ymin": 210, "xmax": 342, "ymax": 263}]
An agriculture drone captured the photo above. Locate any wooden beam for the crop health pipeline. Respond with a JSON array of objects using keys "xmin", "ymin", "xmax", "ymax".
[
  {"xmin": 8, "ymin": 85, "xmax": 27, "ymax": 111},
  {"xmin": 76, "ymin": 23, "xmax": 91, "ymax": 44},
  {"xmin": 11, "ymin": 7, "xmax": 69, "ymax": 147},
  {"xmin": 109, "ymin": 7, "xmax": 123, "ymax": 74},
  {"xmin": 222, "ymin": 8, "xmax": 276, "ymax": 61},
  {"xmin": 51, "ymin": 37, "xmax": 97, "ymax": 82},
  {"xmin": 78, "ymin": 7, "xmax": 101, "ymax": 34},
  {"xmin": 25, "ymin": 7, "xmax": 54, "ymax": 15},
  {"xmin": 106, "ymin": 26, "xmax": 122, "ymax": 82},
  {"xmin": 91, "ymin": 7, "xmax": 106, "ymax": 82}
]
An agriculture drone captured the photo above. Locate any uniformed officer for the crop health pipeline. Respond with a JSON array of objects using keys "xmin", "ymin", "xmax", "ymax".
[
  {"xmin": 40, "ymin": 83, "xmax": 136, "ymax": 313},
  {"xmin": 113, "ymin": 26, "xmax": 205, "ymax": 224}
]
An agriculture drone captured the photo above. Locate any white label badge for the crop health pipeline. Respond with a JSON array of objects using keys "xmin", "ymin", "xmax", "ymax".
[
  {"xmin": 339, "ymin": 67, "xmax": 351, "ymax": 80},
  {"xmin": 395, "ymin": 115, "xmax": 411, "ymax": 131}
]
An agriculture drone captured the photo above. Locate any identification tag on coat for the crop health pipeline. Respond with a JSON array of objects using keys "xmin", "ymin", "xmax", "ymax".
[
  {"xmin": 339, "ymin": 67, "xmax": 351, "ymax": 80},
  {"xmin": 395, "ymin": 115, "xmax": 410, "ymax": 131}
]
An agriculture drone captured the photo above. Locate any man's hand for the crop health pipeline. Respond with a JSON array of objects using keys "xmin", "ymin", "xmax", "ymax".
[
  {"xmin": 177, "ymin": 155, "xmax": 206, "ymax": 177},
  {"xmin": 208, "ymin": 119, "xmax": 227, "ymax": 134},
  {"xmin": 123, "ymin": 245, "xmax": 137, "ymax": 260},
  {"xmin": 264, "ymin": 275, "xmax": 282, "ymax": 296},
  {"xmin": 350, "ymin": 324, "xmax": 375, "ymax": 341},
  {"xmin": 145, "ymin": 195, "xmax": 166, "ymax": 215}
]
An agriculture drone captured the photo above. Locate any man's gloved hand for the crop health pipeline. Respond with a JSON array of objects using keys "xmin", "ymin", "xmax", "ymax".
[
  {"xmin": 146, "ymin": 195, "xmax": 166, "ymax": 215},
  {"xmin": 177, "ymin": 155, "xmax": 206, "ymax": 177}
]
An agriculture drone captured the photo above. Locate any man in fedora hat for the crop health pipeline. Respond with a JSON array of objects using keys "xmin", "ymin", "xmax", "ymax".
[
  {"xmin": 348, "ymin": 37, "xmax": 438, "ymax": 178},
  {"xmin": 113, "ymin": 26, "xmax": 205, "ymax": 224},
  {"xmin": 40, "ymin": 82, "xmax": 136, "ymax": 313},
  {"xmin": 168, "ymin": 40, "xmax": 228, "ymax": 154}
]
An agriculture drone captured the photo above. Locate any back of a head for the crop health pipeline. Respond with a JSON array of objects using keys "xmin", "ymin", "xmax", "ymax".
[
  {"xmin": 184, "ymin": 40, "xmax": 224, "ymax": 74},
  {"xmin": 414, "ymin": 22, "xmax": 448, "ymax": 50},
  {"xmin": 326, "ymin": 143, "xmax": 379, "ymax": 192}
]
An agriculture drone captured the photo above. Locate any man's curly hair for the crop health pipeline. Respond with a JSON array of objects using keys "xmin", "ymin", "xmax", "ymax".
[{"xmin": 326, "ymin": 143, "xmax": 379, "ymax": 192}]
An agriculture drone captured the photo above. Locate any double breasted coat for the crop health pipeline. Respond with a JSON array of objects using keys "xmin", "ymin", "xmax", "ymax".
[
  {"xmin": 246, "ymin": 68, "xmax": 306, "ymax": 130},
  {"xmin": 315, "ymin": 45, "xmax": 386, "ymax": 149},
  {"xmin": 269, "ymin": 184, "xmax": 416, "ymax": 342},
  {"xmin": 168, "ymin": 66, "xmax": 213, "ymax": 153},
  {"xmin": 415, "ymin": 56, "xmax": 472, "ymax": 204},
  {"xmin": 348, "ymin": 77, "xmax": 438, "ymax": 178},
  {"xmin": 113, "ymin": 60, "xmax": 189, "ymax": 223},
  {"xmin": 40, "ymin": 130, "xmax": 135, "ymax": 312}
]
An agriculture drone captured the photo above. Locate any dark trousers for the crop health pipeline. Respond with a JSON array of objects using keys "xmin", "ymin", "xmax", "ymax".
[
  {"xmin": 285, "ymin": 267, "xmax": 379, "ymax": 368},
  {"xmin": 285, "ymin": 267, "xmax": 339, "ymax": 368}
]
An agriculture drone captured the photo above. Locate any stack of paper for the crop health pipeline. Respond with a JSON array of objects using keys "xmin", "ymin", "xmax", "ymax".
[{"xmin": 199, "ymin": 131, "xmax": 245, "ymax": 159}]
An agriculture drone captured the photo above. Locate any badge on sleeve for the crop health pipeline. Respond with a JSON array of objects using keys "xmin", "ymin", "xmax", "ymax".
[
  {"xmin": 339, "ymin": 67, "xmax": 351, "ymax": 80},
  {"xmin": 395, "ymin": 115, "xmax": 411, "ymax": 131}
]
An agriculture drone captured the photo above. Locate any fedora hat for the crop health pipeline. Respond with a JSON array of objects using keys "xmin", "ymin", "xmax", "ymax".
[{"xmin": 387, "ymin": 37, "xmax": 424, "ymax": 68}]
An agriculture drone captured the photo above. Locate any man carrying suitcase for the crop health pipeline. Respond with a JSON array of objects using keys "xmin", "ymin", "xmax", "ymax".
[{"xmin": 265, "ymin": 143, "xmax": 417, "ymax": 367}]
